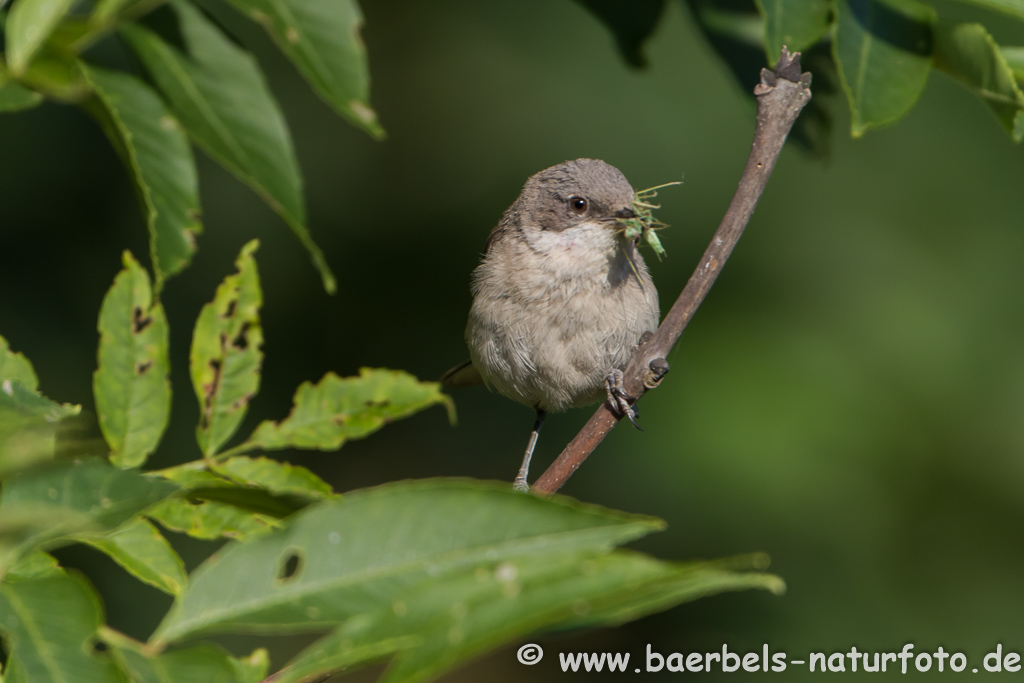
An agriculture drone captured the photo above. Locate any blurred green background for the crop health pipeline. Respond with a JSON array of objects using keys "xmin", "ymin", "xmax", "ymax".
[{"xmin": 3, "ymin": 0, "xmax": 1024, "ymax": 679}]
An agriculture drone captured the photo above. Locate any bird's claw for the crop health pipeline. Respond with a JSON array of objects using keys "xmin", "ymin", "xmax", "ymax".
[{"xmin": 605, "ymin": 369, "xmax": 642, "ymax": 431}]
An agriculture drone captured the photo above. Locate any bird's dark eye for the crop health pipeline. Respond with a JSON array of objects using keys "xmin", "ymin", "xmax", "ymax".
[{"xmin": 570, "ymin": 196, "xmax": 588, "ymax": 213}]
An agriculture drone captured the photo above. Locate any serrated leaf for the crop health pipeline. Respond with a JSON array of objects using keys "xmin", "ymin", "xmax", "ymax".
[
  {"xmin": 0, "ymin": 336, "xmax": 38, "ymax": 391},
  {"xmin": 212, "ymin": 456, "xmax": 333, "ymax": 499},
  {"xmin": 224, "ymin": 0, "xmax": 383, "ymax": 138},
  {"xmin": 151, "ymin": 479, "xmax": 664, "ymax": 644},
  {"xmin": 84, "ymin": 67, "xmax": 202, "ymax": 287},
  {"xmin": 0, "ymin": 458, "xmax": 178, "ymax": 572},
  {"xmin": 574, "ymin": 0, "xmax": 666, "ymax": 68},
  {"xmin": 755, "ymin": 0, "xmax": 831, "ymax": 64},
  {"xmin": 190, "ymin": 239, "xmax": 263, "ymax": 457},
  {"xmin": 833, "ymin": 0, "xmax": 935, "ymax": 137},
  {"xmin": 79, "ymin": 518, "xmax": 187, "ymax": 595},
  {"xmin": 120, "ymin": 1, "xmax": 336, "ymax": 293},
  {"xmin": 104, "ymin": 630, "xmax": 268, "ymax": 683},
  {"xmin": 0, "ymin": 562, "xmax": 128, "ymax": 683},
  {"xmin": 934, "ymin": 22, "xmax": 1024, "ymax": 142},
  {"xmin": 4, "ymin": 0, "xmax": 77, "ymax": 75},
  {"xmin": 237, "ymin": 368, "xmax": 453, "ymax": 454},
  {"xmin": 92, "ymin": 251, "xmax": 171, "ymax": 469}
]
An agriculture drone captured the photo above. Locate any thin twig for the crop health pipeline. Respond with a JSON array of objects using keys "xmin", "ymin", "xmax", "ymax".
[{"xmin": 532, "ymin": 47, "xmax": 812, "ymax": 494}]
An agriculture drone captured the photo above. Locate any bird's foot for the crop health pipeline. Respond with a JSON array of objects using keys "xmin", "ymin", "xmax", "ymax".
[
  {"xmin": 512, "ymin": 477, "xmax": 530, "ymax": 493},
  {"xmin": 645, "ymin": 357, "xmax": 670, "ymax": 389},
  {"xmin": 605, "ymin": 369, "xmax": 642, "ymax": 431}
]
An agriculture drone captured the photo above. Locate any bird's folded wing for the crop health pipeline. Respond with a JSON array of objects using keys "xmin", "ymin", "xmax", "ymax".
[{"xmin": 440, "ymin": 359, "xmax": 484, "ymax": 387}]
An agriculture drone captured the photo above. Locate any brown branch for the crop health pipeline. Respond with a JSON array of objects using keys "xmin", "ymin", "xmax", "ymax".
[{"xmin": 532, "ymin": 47, "xmax": 812, "ymax": 495}]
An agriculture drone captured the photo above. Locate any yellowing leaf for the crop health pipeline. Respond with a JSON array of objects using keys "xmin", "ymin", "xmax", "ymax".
[
  {"xmin": 190, "ymin": 240, "xmax": 263, "ymax": 458},
  {"xmin": 239, "ymin": 368, "xmax": 453, "ymax": 454}
]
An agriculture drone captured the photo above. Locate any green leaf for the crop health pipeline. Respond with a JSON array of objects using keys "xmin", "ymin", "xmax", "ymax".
[
  {"xmin": 0, "ymin": 560, "xmax": 128, "ymax": 683},
  {"xmin": 0, "ymin": 336, "xmax": 38, "ymax": 391},
  {"xmin": 144, "ymin": 459, "xmax": 326, "ymax": 540},
  {"xmin": 0, "ymin": 375, "xmax": 81, "ymax": 479},
  {"xmin": 146, "ymin": 497, "xmax": 282, "ymax": 541},
  {"xmin": 0, "ymin": 458, "xmax": 178, "ymax": 572},
  {"xmin": 83, "ymin": 67, "xmax": 202, "ymax": 287},
  {"xmin": 92, "ymin": 251, "xmax": 172, "ymax": 469},
  {"xmin": 833, "ymin": 0, "xmax": 935, "ymax": 137},
  {"xmin": 151, "ymin": 479, "xmax": 664, "ymax": 644},
  {"xmin": 946, "ymin": 0, "xmax": 1024, "ymax": 23},
  {"xmin": 0, "ymin": 77, "xmax": 43, "ymax": 112},
  {"xmin": 212, "ymin": 456, "xmax": 333, "ymax": 499},
  {"xmin": 574, "ymin": 0, "xmax": 667, "ymax": 68},
  {"xmin": 933, "ymin": 22, "xmax": 1024, "ymax": 141},
  {"xmin": 755, "ymin": 0, "xmax": 831, "ymax": 64},
  {"xmin": 120, "ymin": 1, "xmax": 336, "ymax": 293},
  {"xmin": 224, "ymin": 0, "xmax": 383, "ymax": 138},
  {"xmin": 1003, "ymin": 46, "xmax": 1024, "ymax": 81},
  {"xmin": 104, "ymin": 630, "xmax": 268, "ymax": 683},
  {"xmin": 4, "ymin": 0, "xmax": 77, "ymax": 76},
  {"xmin": 236, "ymin": 368, "xmax": 454, "ymax": 454},
  {"xmin": 190, "ymin": 240, "xmax": 263, "ymax": 457},
  {"xmin": 16, "ymin": 47, "xmax": 89, "ymax": 102},
  {"xmin": 278, "ymin": 552, "xmax": 781, "ymax": 683},
  {"xmin": 79, "ymin": 518, "xmax": 187, "ymax": 595}
]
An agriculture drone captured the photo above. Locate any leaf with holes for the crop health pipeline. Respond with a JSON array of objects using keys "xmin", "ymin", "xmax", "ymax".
[
  {"xmin": 93, "ymin": 251, "xmax": 171, "ymax": 469},
  {"xmin": 151, "ymin": 479, "xmax": 664, "ymax": 644},
  {"xmin": 277, "ymin": 551, "xmax": 781, "ymax": 683},
  {"xmin": 79, "ymin": 518, "xmax": 187, "ymax": 595},
  {"xmin": 83, "ymin": 67, "xmax": 202, "ymax": 287},
  {"xmin": 4, "ymin": 0, "xmax": 77, "ymax": 76},
  {"xmin": 104, "ymin": 630, "xmax": 268, "ymax": 683},
  {"xmin": 755, "ymin": 0, "xmax": 831, "ymax": 64},
  {"xmin": 120, "ymin": 1, "xmax": 335, "ymax": 293},
  {"xmin": 833, "ymin": 0, "xmax": 935, "ymax": 137},
  {"xmin": 190, "ymin": 240, "xmax": 264, "ymax": 457},
  {"xmin": 934, "ymin": 22, "xmax": 1024, "ymax": 142},
  {"xmin": 0, "ymin": 458, "xmax": 178, "ymax": 572},
  {"xmin": 236, "ymin": 369, "xmax": 453, "ymax": 454},
  {"xmin": 0, "ymin": 555, "xmax": 128, "ymax": 683},
  {"xmin": 224, "ymin": 0, "xmax": 383, "ymax": 138}
]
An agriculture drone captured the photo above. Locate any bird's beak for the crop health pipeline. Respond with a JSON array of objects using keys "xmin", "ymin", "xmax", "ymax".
[{"xmin": 613, "ymin": 207, "xmax": 636, "ymax": 221}]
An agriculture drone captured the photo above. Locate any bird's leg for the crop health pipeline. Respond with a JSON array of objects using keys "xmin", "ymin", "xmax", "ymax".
[
  {"xmin": 605, "ymin": 368, "xmax": 642, "ymax": 431},
  {"xmin": 513, "ymin": 409, "xmax": 546, "ymax": 492}
]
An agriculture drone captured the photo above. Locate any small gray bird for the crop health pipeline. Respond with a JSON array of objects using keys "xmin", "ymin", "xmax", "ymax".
[{"xmin": 443, "ymin": 158, "xmax": 660, "ymax": 491}]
